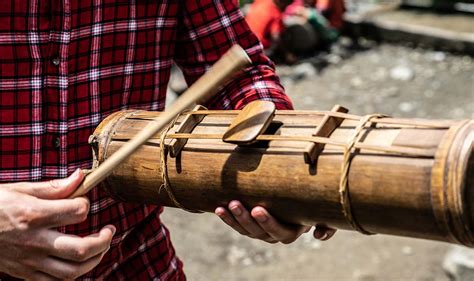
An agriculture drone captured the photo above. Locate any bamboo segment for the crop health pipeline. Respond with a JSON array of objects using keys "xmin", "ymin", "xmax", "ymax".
[{"xmin": 91, "ymin": 108, "xmax": 474, "ymax": 247}]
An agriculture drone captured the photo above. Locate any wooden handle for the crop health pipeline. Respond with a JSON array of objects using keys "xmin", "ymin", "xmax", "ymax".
[{"xmin": 70, "ymin": 45, "xmax": 251, "ymax": 198}]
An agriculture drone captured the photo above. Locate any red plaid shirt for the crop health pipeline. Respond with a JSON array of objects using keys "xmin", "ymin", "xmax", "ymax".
[{"xmin": 0, "ymin": 0, "xmax": 292, "ymax": 280}]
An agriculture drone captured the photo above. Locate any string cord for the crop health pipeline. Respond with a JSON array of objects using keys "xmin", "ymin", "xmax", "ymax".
[
  {"xmin": 159, "ymin": 114, "xmax": 203, "ymax": 213},
  {"xmin": 339, "ymin": 114, "xmax": 386, "ymax": 235}
]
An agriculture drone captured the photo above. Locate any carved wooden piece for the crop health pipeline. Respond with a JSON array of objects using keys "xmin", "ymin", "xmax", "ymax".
[
  {"xmin": 93, "ymin": 109, "xmax": 474, "ymax": 247},
  {"xmin": 223, "ymin": 101, "xmax": 276, "ymax": 145}
]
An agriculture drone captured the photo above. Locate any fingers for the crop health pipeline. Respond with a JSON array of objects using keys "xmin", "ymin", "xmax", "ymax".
[
  {"xmin": 216, "ymin": 201, "xmax": 337, "ymax": 244},
  {"xmin": 216, "ymin": 204, "xmax": 277, "ymax": 243},
  {"xmin": 227, "ymin": 201, "xmax": 274, "ymax": 241},
  {"xmin": 43, "ymin": 225, "xmax": 115, "ymax": 262},
  {"xmin": 7, "ymin": 169, "xmax": 84, "ymax": 199},
  {"xmin": 26, "ymin": 271, "xmax": 58, "ymax": 281},
  {"xmin": 8, "ymin": 226, "xmax": 114, "ymax": 280},
  {"xmin": 251, "ymin": 207, "xmax": 310, "ymax": 244},
  {"xmin": 28, "ymin": 196, "xmax": 90, "ymax": 228},
  {"xmin": 216, "ymin": 201, "xmax": 308, "ymax": 244},
  {"xmin": 215, "ymin": 207, "xmax": 249, "ymax": 236},
  {"xmin": 2, "ymin": 169, "xmax": 89, "ymax": 229},
  {"xmin": 33, "ymin": 250, "xmax": 108, "ymax": 280},
  {"xmin": 313, "ymin": 224, "xmax": 337, "ymax": 241}
]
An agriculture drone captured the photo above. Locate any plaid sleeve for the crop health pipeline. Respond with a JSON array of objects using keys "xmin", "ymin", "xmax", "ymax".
[{"xmin": 174, "ymin": 0, "xmax": 293, "ymax": 110}]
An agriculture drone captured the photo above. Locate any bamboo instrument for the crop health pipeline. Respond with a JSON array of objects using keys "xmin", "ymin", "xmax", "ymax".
[{"xmin": 89, "ymin": 101, "xmax": 474, "ymax": 247}]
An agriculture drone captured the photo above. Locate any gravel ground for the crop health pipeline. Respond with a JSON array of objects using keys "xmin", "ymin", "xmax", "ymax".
[
  {"xmin": 162, "ymin": 43, "xmax": 473, "ymax": 281},
  {"xmin": 279, "ymin": 43, "xmax": 473, "ymax": 119}
]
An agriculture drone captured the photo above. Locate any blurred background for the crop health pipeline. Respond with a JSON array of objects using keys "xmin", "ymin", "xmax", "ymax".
[{"xmin": 163, "ymin": 1, "xmax": 473, "ymax": 280}]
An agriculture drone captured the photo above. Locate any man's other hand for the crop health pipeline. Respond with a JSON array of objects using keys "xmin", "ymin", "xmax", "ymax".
[
  {"xmin": 215, "ymin": 201, "xmax": 336, "ymax": 244},
  {"xmin": 0, "ymin": 169, "xmax": 115, "ymax": 280}
]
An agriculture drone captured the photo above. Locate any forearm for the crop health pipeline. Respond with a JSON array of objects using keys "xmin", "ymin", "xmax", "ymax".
[
  {"xmin": 205, "ymin": 52, "xmax": 293, "ymax": 110},
  {"xmin": 174, "ymin": 0, "xmax": 293, "ymax": 111}
]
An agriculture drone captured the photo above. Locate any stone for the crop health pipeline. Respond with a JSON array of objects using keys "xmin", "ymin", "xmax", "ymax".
[
  {"xmin": 242, "ymin": 257, "xmax": 253, "ymax": 266},
  {"xmin": 399, "ymin": 102, "xmax": 416, "ymax": 113},
  {"xmin": 443, "ymin": 246, "xmax": 474, "ymax": 281},
  {"xmin": 452, "ymin": 108, "xmax": 466, "ymax": 118},
  {"xmin": 372, "ymin": 67, "xmax": 388, "ymax": 82},
  {"xmin": 402, "ymin": 246, "xmax": 413, "ymax": 256},
  {"xmin": 381, "ymin": 86, "xmax": 400, "ymax": 98},
  {"xmin": 226, "ymin": 245, "xmax": 247, "ymax": 266},
  {"xmin": 350, "ymin": 77, "xmax": 364, "ymax": 89},
  {"xmin": 424, "ymin": 90, "xmax": 435, "ymax": 98},
  {"xmin": 353, "ymin": 270, "xmax": 376, "ymax": 281},
  {"xmin": 327, "ymin": 54, "xmax": 343, "ymax": 65},
  {"xmin": 291, "ymin": 62, "xmax": 317, "ymax": 81},
  {"xmin": 390, "ymin": 66, "xmax": 415, "ymax": 81},
  {"xmin": 428, "ymin": 51, "xmax": 447, "ymax": 62}
]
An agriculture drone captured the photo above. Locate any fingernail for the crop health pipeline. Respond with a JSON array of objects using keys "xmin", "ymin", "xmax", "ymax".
[
  {"xmin": 215, "ymin": 208, "xmax": 225, "ymax": 217},
  {"xmin": 53, "ymin": 170, "xmax": 75, "ymax": 188},
  {"xmin": 230, "ymin": 205, "xmax": 242, "ymax": 216},
  {"xmin": 71, "ymin": 168, "xmax": 80, "ymax": 178},
  {"xmin": 110, "ymin": 226, "xmax": 117, "ymax": 235},
  {"xmin": 60, "ymin": 169, "xmax": 79, "ymax": 185},
  {"xmin": 254, "ymin": 211, "xmax": 268, "ymax": 223},
  {"xmin": 319, "ymin": 233, "xmax": 329, "ymax": 241}
]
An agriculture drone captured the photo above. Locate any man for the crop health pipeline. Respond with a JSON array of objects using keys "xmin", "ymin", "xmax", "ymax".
[{"xmin": 0, "ymin": 1, "xmax": 335, "ymax": 280}]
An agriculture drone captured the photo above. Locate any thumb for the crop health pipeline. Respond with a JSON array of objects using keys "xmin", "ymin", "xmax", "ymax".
[{"xmin": 7, "ymin": 169, "xmax": 85, "ymax": 199}]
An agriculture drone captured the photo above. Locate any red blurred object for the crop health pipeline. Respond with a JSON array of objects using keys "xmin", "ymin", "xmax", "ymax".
[
  {"xmin": 316, "ymin": 0, "xmax": 345, "ymax": 30},
  {"xmin": 284, "ymin": 0, "xmax": 305, "ymax": 16},
  {"xmin": 245, "ymin": 0, "xmax": 284, "ymax": 48}
]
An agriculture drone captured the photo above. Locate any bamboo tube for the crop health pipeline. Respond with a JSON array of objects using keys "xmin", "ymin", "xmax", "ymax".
[{"xmin": 91, "ymin": 109, "xmax": 474, "ymax": 247}]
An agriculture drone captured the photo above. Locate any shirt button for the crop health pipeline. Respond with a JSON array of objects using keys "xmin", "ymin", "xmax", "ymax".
[
  {"xmin": 52, "ymin": 137, "xmax": 61, "ymax": 149},
  {"xmin": 51, "ymin": 57, "xmax": 60, "ymax": 66}
]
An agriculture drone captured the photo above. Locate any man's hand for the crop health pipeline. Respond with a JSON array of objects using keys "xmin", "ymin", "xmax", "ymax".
[
  {"xmin": 215, "ymin": 201, "xmax": 336, "ymax": 244},
  {"xmin": 0, "ymin": 169, "xmax": 115, "ymax": 280}
]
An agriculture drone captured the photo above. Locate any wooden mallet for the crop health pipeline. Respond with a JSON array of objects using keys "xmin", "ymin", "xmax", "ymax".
[{"xmin": 69, "ymin": 45, "xmax": 251, "ymax": 198}]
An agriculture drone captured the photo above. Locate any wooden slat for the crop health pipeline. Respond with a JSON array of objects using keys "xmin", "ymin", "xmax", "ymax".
[
  {"xmin": 171, "ymin": 110, "xmax": 456, "ymax": 128},
  {"xmin": 304, "ymin": 105, "xmax": 348, "ymax": 164},
  {"xmin": 130, "ymin": 109, "xmax": 455, "ymax": 129},
  {"xmin": 168, "ymin": 105, "xmax": 207, "ymax": 157},
  {"xmin": 163, "ymin": 133, "xmax": 436, "ymax": 157}
]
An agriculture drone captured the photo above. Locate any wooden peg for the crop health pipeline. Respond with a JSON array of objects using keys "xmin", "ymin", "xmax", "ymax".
[
  {"xmin": 168, "ymin": 105, "xmax": 207, "ymax": 157},
  {"xmin": 223, "ymin": 100, "xmax": 276, "ymax": 145},
  {"xmin": 304, "ymin": 105, "xmax": 349, "ymax": 164}
]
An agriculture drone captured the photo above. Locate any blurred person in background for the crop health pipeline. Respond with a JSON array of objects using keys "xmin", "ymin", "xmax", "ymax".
[
  {"xmin": 315, "ymin": 0, "xmax": 346, "ymax": 31},
  {"xmin": 245, "ymin": 0, "xmax": 345, "ymax": 63},
  {"xmin": 283, "ymin": 0, "xmax": 340, "ymax": 57},
  {"xmin": 245, "ymin": 0, "xmax": 295, "ymax": 61}
]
